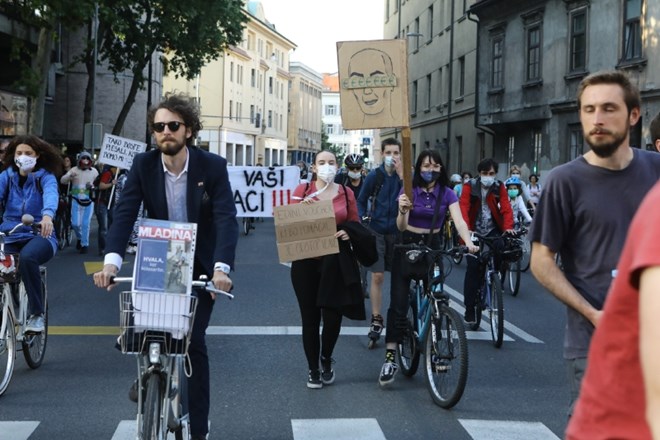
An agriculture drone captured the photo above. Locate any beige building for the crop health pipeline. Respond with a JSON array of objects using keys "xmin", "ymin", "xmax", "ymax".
[
  {"xmin": 382, "ymin": 0, "xmax": 490, "ymax": 175},
  {"xmin": 288, "ymin": 62, "xmax": 323, "ymax": 166},
  {"xmin": 163, "ymin": 2, "xmax": 295, "ymax": 166}
]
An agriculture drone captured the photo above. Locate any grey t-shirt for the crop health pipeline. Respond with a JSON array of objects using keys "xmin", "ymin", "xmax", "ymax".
[{"xmin": 530, "ymin": 148, "xmax": 660, "ymax": 359}]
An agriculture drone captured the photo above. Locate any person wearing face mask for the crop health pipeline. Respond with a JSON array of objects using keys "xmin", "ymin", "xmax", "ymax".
[
  {"xmin": 0, "ymin": 135, "xmax": 63, "ymax": 333},
  {"xmin": 356, "ymin": 138, "xmax": 403, "ymax": 348},
  {"xmin": 290, "ymin": 150, "xmax": 363, "ymax": 389},
  {"xmin": 334, "ymin": 153, "xmax": 365, "ymax": 196},
  {"xmin": 378, "ymin": 150, "xmax": 478, "ymax": 386},
  {"xmin": 504, "ymin": 175, "xmax": 532, "ymax": 228},
  {"xmin": 459, "ymin": 158, "xmax": 514, "ymax": 324},
  {"xmin": 508, "ymin": 165, "xmax": 532, "ymax": 209},
  {"xmin": 60, "ymin": 151, "xmax": 99, "ymax": 253}
]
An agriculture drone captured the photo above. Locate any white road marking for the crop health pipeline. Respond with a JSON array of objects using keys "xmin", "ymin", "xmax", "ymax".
[
  {"xmin": 458, "ymin": 419, "xmax": 560, "ymax": 440},
  {"xmin": 0, "ymin": 421, "xmax": 39, "ymax": 440},
  {"xmin": 110, "ymin": 420, "xmax": 136, "ymax": 440},
  {"xmin": 291, "ymin": 418, "xmax": 386, "ymax": 440}
]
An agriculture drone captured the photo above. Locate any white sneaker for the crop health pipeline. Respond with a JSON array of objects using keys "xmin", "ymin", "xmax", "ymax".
[{"xmin": 25, "ymin": 314, "xmax": 45, "ymax": 333}]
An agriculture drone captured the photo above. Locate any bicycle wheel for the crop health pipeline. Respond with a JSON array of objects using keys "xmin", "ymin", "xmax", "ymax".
[
  {"xmin": 507, "ymin": 260, "xmax": 521, "ymax": 297},
  {"xmin": 424, "ymin": 305, "xmax": 468, "ymax": 408},
  {"xmin": 0, "ymin": 297, "xmax": 16, "ymax": 396},
  {"xmin": 520, "ymin": 235, "xmax": 531, "ymax": 272},
  {"xmin": 55, "ymin": 216, "xmax": 66, "ymax": 250},
  {"xmin": 488, "ymin": 273, "xmax": 505, "ymax": 348},
  {"xmin": 22, "ymin": 279, "xmax": 48, "ymax": 369},
  {"xmin": 141, "ymin": 373, "xmax": 162, "ymax": 440},
  {"xmin": 397, "ymin": 289, "xmax": 420, "ymax": 377},
  {"xmin": 242, "ymin": 218, "xmax": 251, "ymax": 236}
]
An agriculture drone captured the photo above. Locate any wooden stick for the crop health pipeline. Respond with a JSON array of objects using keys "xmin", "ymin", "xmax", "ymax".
[{"xmin": 401, "ymin": 127, "xmax": 412, "ymax": 199}]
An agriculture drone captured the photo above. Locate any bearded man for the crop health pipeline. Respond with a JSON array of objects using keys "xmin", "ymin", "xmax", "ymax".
[{"xmin": 529, "ymin": 70, "xmax": 660, "ymax": 417}]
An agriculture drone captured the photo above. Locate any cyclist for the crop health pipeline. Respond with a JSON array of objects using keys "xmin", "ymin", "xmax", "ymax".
[
  {"xmin": 334, "ymin": 153, "xmax": 365, "ymax": 196},
  {"xmin": 0, "ymin": 135, "xmax": 63, "ymax": 333},
  {"xmin": 459, "ymin": 158, "xmax": 514, "ymax": 325},
  {"xmin": 93, "ymin": 93, "xmax": 238, "ymax": 440},
  {"xmin": 504, "ymin": 175, "xmax": 532, "ymax": 228},
  {"xmin": 378, "ymin": 149, "xmax": 477, "ymax": 386},
  {"xmin": 60, "ymin": 151, "xmax": 98, "ymax": 254}
]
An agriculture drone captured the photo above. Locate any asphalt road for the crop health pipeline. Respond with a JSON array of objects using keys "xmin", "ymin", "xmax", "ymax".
[{"xmin": 1, "ymin": 218, "xmax": 571, "ymax": 440}]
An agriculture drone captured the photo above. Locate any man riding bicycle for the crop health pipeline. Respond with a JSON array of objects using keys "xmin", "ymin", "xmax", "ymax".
[
  {"xmin": 459, "ymin": 158, "xmax": 514, "ymax": 325},
  {"xmin": 93, "ymin": 93, "xmax": 238, "ymax": 440}
]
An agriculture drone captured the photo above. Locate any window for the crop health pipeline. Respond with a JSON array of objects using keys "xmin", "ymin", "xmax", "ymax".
[
  {"xmin": 426, "ymin": 74, "xmax": 432, "ymax": 109},
  {"xmin": 458, "ymin": 56, "xmax": 465, "ymax": 97},
  {"xmin": 526, "ymin": 25, "xmax": 542, "ymax": 81},
  {"xmin": 438, "ymin": 66, "xmax": 444, "ymax": 105},
  {"xmin": 507, "ymin": 136, "xmax": 515, "ymax": 166},
  {"xmin": 491, "ymin": 36, "xmax": 504, "ymax": 88},
  {"xmin": 325, "ymin": 104, "xmax": 337, "ymax": 116},
  {"xmin": 412, "ymin": 80, "xmax": 418, "ymax": 113},
  {"xmin": 326, "ymin": 125, "xmax": 335, "ymax": 135},
  {"xmin": 230, "ymin": 62, "xmax": 234, "ymax": 82},
  {"xmin": 268, "ymin": 110, "xmax": 272, "ymax": 128},
  {"xmin": 251, "ymin": 69, "xmax": 256, "ymax": 87},
  {"xmin": 229, "ymin": 100, "xmax": 233, "ymax": 120},
  {"xmin": 569, "ymin": 10, "xmax": 587, "ymax": 71},
  {"xmin": 569, "ymin": 125, "xmax": 584, "ymax": 160},
  {"xmin": 533, "ymin": 130, "xmax": 542, "ymax": 173},
  {"xmin": 250, "ymin": 105, "xmax": 255, "ymax": 124},
  {"xmin": 414, "ymin": 17, "xmax": 420, "ymax": 50},
  {"xmin": 427, "ymin": 5, "xmax": 433, "ymax": 42},
  {"xmin": 269, "ymin": 77, "xmax": 273, "ymax": 94},
  {"xmin": 623, "ymin": 0, "xmax": 642, "ymax": 60}
]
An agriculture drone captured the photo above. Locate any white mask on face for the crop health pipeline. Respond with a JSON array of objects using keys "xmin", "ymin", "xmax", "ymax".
[
  {"xmin": 347, "ymin": 171, "xmax": 362, "ymax": 180},
  {"xmin": 481, "ymin": 176, "xmax": 495, "ymax": 187},
  {"xmin": 15, "ymin": 155, "xmax": 37, "ymax": 173},
  {"xmin": 316, "ymin": 164, "xmax": 337, "ymax": 183},
  {"xmin": 384, "ymin": 156, "xmax": 394, "ymax": 168}
]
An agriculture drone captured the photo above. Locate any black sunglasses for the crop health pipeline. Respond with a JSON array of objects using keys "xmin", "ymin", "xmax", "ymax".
[
  {"xmin": 152, "ymin": 121, "xmax": 185, "ymax": 133},
  {"xmin": 347, "ymin": 166, "xmax": 362, "ymax": 171}
]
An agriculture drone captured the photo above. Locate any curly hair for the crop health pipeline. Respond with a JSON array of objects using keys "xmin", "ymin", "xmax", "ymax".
[
  {"xmin": 3, "ymin": 135, "xmax": 64, "ymax": 177},
  {"xmin": 147, "ymin": 93, "xmax": 202, "ymax": 145}
]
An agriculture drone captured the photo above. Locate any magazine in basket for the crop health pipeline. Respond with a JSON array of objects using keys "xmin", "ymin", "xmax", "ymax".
[{"xmin": 132, "ymin": 218, "xmax": 197, "ymax": 339}]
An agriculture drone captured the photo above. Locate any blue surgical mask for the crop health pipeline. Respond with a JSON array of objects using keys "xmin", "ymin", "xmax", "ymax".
[
  {"xmin": 421, "ymin": 171, "xmax": 440, "ymax": 183},
  {"xmin": 508, "ymin": 189, "xmax": 519, "ymax": 199}
]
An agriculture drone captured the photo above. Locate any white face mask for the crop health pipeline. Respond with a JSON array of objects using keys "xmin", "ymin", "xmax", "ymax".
[
  {"xmin": 384, "ymin": 156, "xmax": 394, "ymax": 168},
  {"xmin": 316, "ymin": 164, "xmax": 337, "ymax": 183},
  {"xmin": 481, "ymin": 176, "xmax": 495, "ymax": 187},
  {"xmin": 15, "ymin": 155, "xmax": 37, "ymax": 173},
  {"xmin": 347, "ymin": 171, "xmax": 362, "ymax": 180}
]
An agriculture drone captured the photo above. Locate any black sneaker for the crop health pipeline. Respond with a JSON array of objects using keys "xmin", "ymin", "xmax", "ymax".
[
  {"xmin": 307, "ymin": 369, "xmax": 322, "ymax": 389},
  {"xmin": 80, "ymin": 246, "xmax": 88, "ymax": 254},
  {"xmin": 378, "ymin": 361, "xmax": 399, "ymax": 387},
  {"xmin": 320, "ymin": 356, "xmax": 335, "ymax": 385},
  {"xmin": 76, "ymin": 240, "xmax": 81, "ymax": 250},
  {"xmin": 128, "ymin": 379, "xmax": 139, "ymax": 402},
  {"xmin": 464, "ymin": 308, "xmax": 476, "ymax": 325}
]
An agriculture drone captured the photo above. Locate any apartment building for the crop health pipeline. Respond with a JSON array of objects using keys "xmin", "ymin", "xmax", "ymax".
[
  {"xmin": 163, "ymin": 2, "xmax": 295, "ymax": 166},
  {"xmin": 383, "ymin": 0, "xmax": 488, "ymax": 175},
  {"xmin": 288, "ymin": 62, "xmax": 323, "ymax": 166},
  {"xmin": 323, "ymin": 73, "xmax": 379, "ymax": 169},
  {"xmin": 470, "ymin": 0, "xmax": 660, "ymax": 178}
]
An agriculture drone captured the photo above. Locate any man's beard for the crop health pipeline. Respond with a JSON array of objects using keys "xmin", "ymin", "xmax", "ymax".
[
  {"xmin": 159, "ymin": 139, "xmax": 186, "ymax": 156},
  {"xmin": 585, "ymin": 128, "xmax": 628, "ymax": 158}
]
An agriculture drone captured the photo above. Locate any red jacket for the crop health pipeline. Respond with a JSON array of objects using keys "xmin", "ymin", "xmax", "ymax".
[{"xmin": 459, "ymin": 178, "xmax": 514, "ymax": 232}]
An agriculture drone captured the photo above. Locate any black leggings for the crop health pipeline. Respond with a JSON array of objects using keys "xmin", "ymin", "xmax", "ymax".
[{"xmin": 290, "ymin": 258, "xmax": 343, "ymax": 371}]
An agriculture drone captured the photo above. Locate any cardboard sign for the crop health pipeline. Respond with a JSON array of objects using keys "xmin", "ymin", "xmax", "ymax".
[
  {"xmin": 98, "ymin": 134, "xmax": 147, "ymax": 169},
  {"xmin": 229, "ymin": 166, "xmax": 300, "ymax": 217},
  {"xmin": 337, "ymin": 39, "xmax": 410, "ymax": 130},
  {"xmin": 273, "ymin": 199, "xmax": 339, "ymax": 263}
]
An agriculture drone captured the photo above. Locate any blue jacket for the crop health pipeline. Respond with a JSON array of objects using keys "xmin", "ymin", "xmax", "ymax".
[
  {"xmin": 0, "ymin": 167, "xmax": 58, "ymax": 251},
  {"xmin": 357, "ymin": 165, "xmax": 401, "ymax": 235}
]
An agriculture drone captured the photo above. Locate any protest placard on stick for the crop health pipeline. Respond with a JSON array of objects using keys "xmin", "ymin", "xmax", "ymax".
[{"xmin": 98, "ymin": 134, "xmax": 147, "ymax": 169}]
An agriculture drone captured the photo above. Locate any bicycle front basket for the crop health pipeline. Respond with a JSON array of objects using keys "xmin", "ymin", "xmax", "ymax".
[
  {"xmin": 502, "ymin": 239, "xmax": 523, "ymax": 262},
  {"xmin": 401, "ymin": 248, "xmax": 431, "ymax": 281}
]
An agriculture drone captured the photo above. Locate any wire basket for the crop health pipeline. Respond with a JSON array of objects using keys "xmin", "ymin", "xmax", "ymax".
[
  {"xmin": 501, "ymin": 238, "xmax": 523, "ymax": 263},
  {"xmin": 118, "ymin": 291, "xmax": 198, "ymax": 355}
]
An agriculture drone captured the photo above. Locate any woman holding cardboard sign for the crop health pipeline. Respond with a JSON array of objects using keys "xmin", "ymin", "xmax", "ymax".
[{"xmin": 290, "ymin": 150, "xmax": 365, "ymax": 389}]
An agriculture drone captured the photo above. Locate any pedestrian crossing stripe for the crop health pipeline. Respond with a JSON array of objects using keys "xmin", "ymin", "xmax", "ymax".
[{"xmin": 0, "ymin": 419, "xmax": 561, "ymax": 439}]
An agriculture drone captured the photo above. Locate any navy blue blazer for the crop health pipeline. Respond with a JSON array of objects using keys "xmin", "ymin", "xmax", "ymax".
[{"xmin": 105, "ymin": 146, "xmax": 238, "ymax": 276}]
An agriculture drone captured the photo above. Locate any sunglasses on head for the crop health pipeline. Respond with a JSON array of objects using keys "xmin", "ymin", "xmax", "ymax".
[{"xmin": 152, "ymin": 121, "xmax": 185, "ymax": 133}]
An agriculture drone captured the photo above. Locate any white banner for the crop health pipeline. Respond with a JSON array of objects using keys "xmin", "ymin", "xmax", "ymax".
[
  {"xmin": 229, "ymin": 166, "xmax": 299, "ymax": 217},
  {"xmin": 98, "ymin": 134, "xmax": 147, "ymax": 169}
]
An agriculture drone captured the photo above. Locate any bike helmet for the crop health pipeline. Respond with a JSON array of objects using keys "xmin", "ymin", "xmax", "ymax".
[
  {"xmin": 450, "ymin": 174, "xmax": 462, "ymax": 184},
  {"xmin": 505, "ymin": 175, "xmax": 522, "ymax": 187},
  {"xmin": 344, "ymin": 153, "xmax": 365, "ymax": 168}
]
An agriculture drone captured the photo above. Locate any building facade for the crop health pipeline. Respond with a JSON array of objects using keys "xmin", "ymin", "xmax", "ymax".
[
  {"xmin": 382, "ymin": 0, "xmax": 490, "ymax": 175},
  {"xmin": 163, "ymin": 2, "xmax": 295, "ymax": 166},
  {"xmin": 287, "ymin": 62, "xmax": 323, "ymax": 166},
  {"xmin": 470, "ymin": 0, "xmax": 660, "ymax": 180}
]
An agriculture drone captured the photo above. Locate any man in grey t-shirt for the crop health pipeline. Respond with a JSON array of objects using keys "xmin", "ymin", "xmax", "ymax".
[{"xmin": 530, "ymin": 70, "xmax": 660, "ymax": 416}]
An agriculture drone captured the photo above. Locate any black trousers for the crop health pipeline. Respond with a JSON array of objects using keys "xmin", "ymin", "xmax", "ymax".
[
  {"xmin": 188, "ymin": 289, "xmax": 215, "ymax": 437},
  {"xmin": 290, "ymin": 258, "xmax": 343, "ymax": 370}
]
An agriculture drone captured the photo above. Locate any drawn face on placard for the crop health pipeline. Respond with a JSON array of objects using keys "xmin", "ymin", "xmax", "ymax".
[{"xmin": 347, "ymin": 49, "xmax": 395, "ymax": 118}]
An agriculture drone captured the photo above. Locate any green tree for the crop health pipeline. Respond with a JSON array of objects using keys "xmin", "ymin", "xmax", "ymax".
[
  {"xmin": 320, "ymin": 123, "xmax": 344, "ymax": 164},
  {"xmin": 89, "ymin": 0, "xmax": 247, "ymax": 135}
]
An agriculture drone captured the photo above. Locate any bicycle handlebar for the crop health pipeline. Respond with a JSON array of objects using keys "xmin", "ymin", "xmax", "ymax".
[
  {"xmin": 394, "ymin": 243, "xmax": 469, "ymax": 255},
  {"xmin": 109, "ymin": 276, "xmax": 234, "ymax": 299}
]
